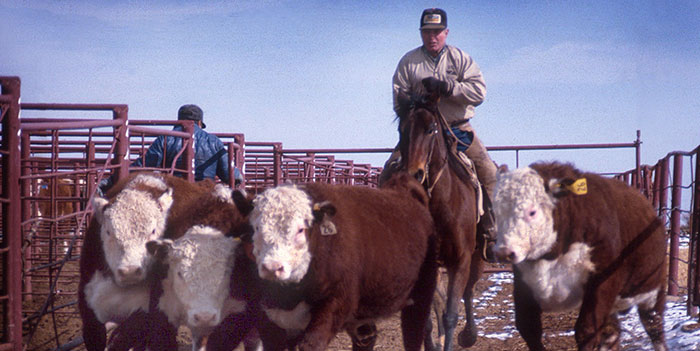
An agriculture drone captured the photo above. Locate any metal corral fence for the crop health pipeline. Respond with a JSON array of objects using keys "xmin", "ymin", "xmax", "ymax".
[{"xmin": 1, "ymin": 75, "xmax": 699, "ymax": 349}]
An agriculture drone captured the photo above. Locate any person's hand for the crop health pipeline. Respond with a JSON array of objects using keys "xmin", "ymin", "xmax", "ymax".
[{"xmin": 422, "ymin": 77, "xmax": 452, "ymax": 96}]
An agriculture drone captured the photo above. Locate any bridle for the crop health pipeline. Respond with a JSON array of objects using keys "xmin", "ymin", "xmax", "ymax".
[{"xmin": 412, "ymin": 107, "xmax": 449, "ymax": 197}]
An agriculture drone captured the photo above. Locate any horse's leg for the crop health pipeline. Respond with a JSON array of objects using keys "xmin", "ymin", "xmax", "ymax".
[
  {"xmin": 424, "ymin": 272, "xmax": 446, "ymax": 351},
  {"xmin": 442, "ymin": 262, "xmax": 470, "ymax": 351},
  {"xmin": 458, "ymin": 249, "xmax": 484, "ymax": 348}
]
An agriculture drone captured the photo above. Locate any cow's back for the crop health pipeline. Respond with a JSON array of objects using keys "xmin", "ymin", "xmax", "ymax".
[
  {"xmin": 531, "ymin": 162, "xmax": 666, "ymax": 295},
  {"xmin": 303, "ymin": 183, "xmax": 435, "ymax": 318},
  {"xmin": 162, "ymin": 177, "xmax": 217, "ymax": 238}
]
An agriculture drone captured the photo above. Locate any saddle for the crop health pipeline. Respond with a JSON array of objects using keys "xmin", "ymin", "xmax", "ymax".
[
  {"xmin": 444, "ymin": 128, "xmax": 498, "ymax": 263},
  {"xmin": 450, "ymin": 142, "xmax": 484, "ymax": 222},
  {"xmin": 443, "ymin": 129, "xmax": 485, "ymax": 222}
]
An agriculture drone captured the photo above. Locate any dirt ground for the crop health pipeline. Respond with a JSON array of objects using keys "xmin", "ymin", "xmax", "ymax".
[
  {"xmin": 323, "ymin": 265, "xmax": 580, "ymax": 351},
  {"xmin": 27, "ymin": 264, "xmax": 579, "ymax": 351},
  {"xmin": 27, "ymin": 252, "xmax": 689, "ymax": 351}
]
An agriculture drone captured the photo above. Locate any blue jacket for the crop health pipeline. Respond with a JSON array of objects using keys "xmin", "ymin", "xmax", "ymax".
[{"xmin": 131, "ymin": 125, "xmax": 242, "ymax": 184}]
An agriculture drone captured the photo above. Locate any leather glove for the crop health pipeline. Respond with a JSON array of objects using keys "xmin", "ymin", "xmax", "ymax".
[{"xmin": 422, "ymin": 77, "xmax": 452, "ymax": 96}]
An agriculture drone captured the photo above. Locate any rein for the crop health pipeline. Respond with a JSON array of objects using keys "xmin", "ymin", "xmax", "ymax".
[{"xmin": 421, "ymin": 109, "xmax": 450, "ymax": 197}]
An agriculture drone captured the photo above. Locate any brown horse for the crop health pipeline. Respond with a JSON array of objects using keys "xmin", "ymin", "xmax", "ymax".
[{"xmin": 394, "ymin": 92, "xmax": 484, "ymax": 351}]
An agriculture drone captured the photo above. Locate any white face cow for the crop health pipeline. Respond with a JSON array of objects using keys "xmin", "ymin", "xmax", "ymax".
[
  {"xmin": 250, "ymin": 185, "xmax": 313, "ymax": 283},
  {"xmin": 147, "ymin": 226, "xmax": 242, "ymax": 333},
  {"xmin": 92, "ymin": 174, "xmax": 174, "ymax": 287},
  {"xmin": 492, "ymin": 167, "xmax": 558, "ymax": 264}
]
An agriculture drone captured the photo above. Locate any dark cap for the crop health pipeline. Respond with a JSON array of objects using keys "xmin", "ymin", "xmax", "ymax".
[
  {"xmin": 178, "ymin": 104, "xmax": 206, "ymax": 129},
  {"xmin": 420, "ymin": 8, "xmax": 447, "ymax": 30}
]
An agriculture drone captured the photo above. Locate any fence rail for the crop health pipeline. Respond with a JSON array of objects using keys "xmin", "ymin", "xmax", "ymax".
[{"xmin": 2, "ymin": 76, "xmax": 698, "ymax": 349}]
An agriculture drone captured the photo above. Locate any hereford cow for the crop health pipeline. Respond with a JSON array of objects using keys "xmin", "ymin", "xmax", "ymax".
[
  {"xmin": 492, "ymin": 162, "xmax": 667, "ymax": 351},
  {"xmin": 245, "ymin": 173, "xmax": 438, "ymax": 351},
  {"xmin": 78, "ymin": 173, "xmax": 216, "ymax": 351},
  {"xmin": 145, "ymin": 228, "xmax": 244, "ymax": 351},
  {"xmin": 105, "ymin": 183, "xmax": 261, "ymax": 351}
]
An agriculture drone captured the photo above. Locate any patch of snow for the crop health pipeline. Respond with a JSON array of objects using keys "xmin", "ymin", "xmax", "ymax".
[{"xmin": 473, "ymin": 271, "xmax": 700, "ymax": 350}]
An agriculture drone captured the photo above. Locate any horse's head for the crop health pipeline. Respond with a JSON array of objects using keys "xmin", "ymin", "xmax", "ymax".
[{"xmin": 396, "ymin": 91, "xmax": 444, "ymax": 184}]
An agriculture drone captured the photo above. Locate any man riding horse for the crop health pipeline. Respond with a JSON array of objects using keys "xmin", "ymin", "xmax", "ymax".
[{"xmin": 381, "ymin": 8, "xmax": 497, "ymax": 254}]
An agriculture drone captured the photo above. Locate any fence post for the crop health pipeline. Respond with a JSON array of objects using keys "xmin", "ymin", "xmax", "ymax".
[
  {"xmin": 86, "ymin": 141, "xmax": 96, "ymax": 198},
  {"xmin": 20, "ymin": 133, "xmax": 33, "ymax": 301},
  {"xmin": 226, "ymin": 142, "xmax": 236, "ymax": 188},
  {"xmin": 112, "ymin": 105, "xmax": 129, "ymax": 183},
  {"xmin": 691, "ymin": 149, "xmax": 700, "ymax": 315},
  {"xmin": 652, "ymin": 163, "xmax": 661, "ymax": 213},
  {"xmin": 1, "ymin": 76, "xmax": 24, "ymax": 351},
  {"xmin": 273, "ymin": 143, "xmax": 282, "ymax": 187},
  {"xmin": 658, "ymin": 157, "xmax": 670, "ymax": 220},
  {"xmin": 634, "ymin": 130, "xmax": 641, "ymax": 190},
  {"xmin": 234, "ymin": 134, "xmax": 245, "ymax": 188},
  {"xmin": 182, "ymin": 121, "xmax": 195, "ymax": 182},
  {"xmin": 305, "ymin": 152, "xmax": 316, "ymax": 183},
  {"xmin": 668, "ymin": 154, "xmax": 683, "ymax": 296}
]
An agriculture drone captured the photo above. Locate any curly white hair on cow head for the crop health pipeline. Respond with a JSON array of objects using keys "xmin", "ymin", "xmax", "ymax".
[
  {"xmin": 92, "ymin": 174, "xmax": 174, "ymax": 287},
  {"xmin": 250, "ymin": 184, "xmax": 313, "ymax": 283},
  {"xmin": 146, "ymin": 226, "xmax": 241, "ymax": 334},
  {"xmin": 492, "ymin": 166, "xmax": 557, "ymax": 264}
]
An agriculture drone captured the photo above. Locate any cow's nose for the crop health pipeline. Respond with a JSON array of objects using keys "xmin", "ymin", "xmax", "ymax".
[
  {"xmin": 193, "ymin": 312, "xmax": 216, "ymax": 326},
  {"xmin": 117, "ymin": 266, "xmax": 143, "ymax": 280},
  {"xmin": 262, "ymin": 261, "xmax": 284, "ymax": 278},
  {"xmin": 494, "ymin": 247, "xmax": 516, "ymax": 263}
]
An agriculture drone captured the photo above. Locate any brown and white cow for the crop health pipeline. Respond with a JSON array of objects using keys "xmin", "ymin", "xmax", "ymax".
[
  {"xmin": 492, "ymin": 162, "xmax": 667, "ymax": 351},
  {"xmin": 78, "ymin": 173, "xmax": 216, "ymax": 351},
  {"xmin": 247, "ymin": 174, "xmax": 439, "ymax": 351},
  {"xmin": 146, "ymin": 227, "xmax": 244, "ymax": 351},
  {"xmin": 106, "ymin": 183, "xmax": 261, "ymax": 351}
]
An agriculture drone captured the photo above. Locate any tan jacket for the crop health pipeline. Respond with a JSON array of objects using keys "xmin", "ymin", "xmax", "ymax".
[{"xmin": 392, "ymin": 45, "xmax": 486, "ymax": 130}]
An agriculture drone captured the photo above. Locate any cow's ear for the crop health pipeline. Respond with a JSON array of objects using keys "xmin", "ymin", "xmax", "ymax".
[
  {"xmin": 157, "ymin": 188, "xmax": 174, "ymax": 212},
  {"xmin": 312, "ymin": 201, "xmax": 337, "ymax": 236},
  {"xmin": 232, "ymin": 189, "xmax": 254, "ymax": 216},
  {"xmin": 213, "ymin": 183, "xmax": 234, "ymax": 203},
  {"xmin": 146, "ymin": 239, "xmax": 172, "ymax": 261},
  {"xmin": 92, "ymin": 196, "xmax": 109, "ymax": 224},
  {"xmin": 229, "ymin": 222, "xmax": 254, "ymax": 242},
  {"xmin": 548, "ymin": 178, "xmax": 588, "ymax": 199}
]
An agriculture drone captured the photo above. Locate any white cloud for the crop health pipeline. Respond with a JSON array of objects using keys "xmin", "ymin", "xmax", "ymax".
[{"xmin": 488, "ymin": 41, "xmax": 639, "ymax": 86}]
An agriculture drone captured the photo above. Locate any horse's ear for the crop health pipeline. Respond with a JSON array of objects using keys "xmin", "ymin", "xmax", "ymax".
[{"xmin": 427, "ymin": 90, "xmax": 440, "ymax": 105}]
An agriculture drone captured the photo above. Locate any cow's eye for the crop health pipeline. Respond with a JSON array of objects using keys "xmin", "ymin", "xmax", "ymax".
[
  {"xmin": 177, "ymin": 271, "xmax": 184, "ymax": 280},
  {"xmin": 528, "ymin": 210, "xmax": 537, "ymax": 217},
  {"xmin": 297, "ymin": 228, "xmax": 304, "ymax": 234}
]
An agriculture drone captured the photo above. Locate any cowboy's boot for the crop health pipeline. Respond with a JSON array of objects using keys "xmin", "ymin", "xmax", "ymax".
[{"xmin": 463, "ymin": 137, "xmax": 499, "ymax": 262}]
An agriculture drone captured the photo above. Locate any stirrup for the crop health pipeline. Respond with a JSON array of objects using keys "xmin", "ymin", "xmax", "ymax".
[{"xmin": 478, "ymin": 190, "xmax": 498, "ymax": 263}]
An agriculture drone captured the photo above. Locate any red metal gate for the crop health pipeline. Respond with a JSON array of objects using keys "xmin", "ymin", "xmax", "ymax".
[{"xmin": 2, "ymin": 75, "xmax": 699, "ymax": 349}]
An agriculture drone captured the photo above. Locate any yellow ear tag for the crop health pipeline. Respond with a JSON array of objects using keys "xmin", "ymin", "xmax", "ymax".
[{"xmin": 566, "ymin": 178, "xmax": 588, "ymax": 195}]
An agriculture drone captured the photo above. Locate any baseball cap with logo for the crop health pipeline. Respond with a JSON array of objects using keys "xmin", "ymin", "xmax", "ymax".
[
  {"xmin": 420, "ymin": 8, "xmax": 447, "ymax": 30},
  {"xmin": 178, "ymin": 104, "xmax": 206, "ymax": 129}
]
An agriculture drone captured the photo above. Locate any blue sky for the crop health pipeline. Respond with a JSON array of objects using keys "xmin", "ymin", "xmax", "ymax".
[{"xmin": 1, "ymin": 0, "xmax": 699, "ymax": 173}]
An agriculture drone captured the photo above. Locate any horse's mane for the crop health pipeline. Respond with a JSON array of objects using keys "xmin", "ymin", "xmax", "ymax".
[
  {"xmin": 394, "ymin": 91, "xmax": 440, "ymax": 124},
  {"xmin": 396, "ymin": 91, "xmax": 476, "ymax": 187}
]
